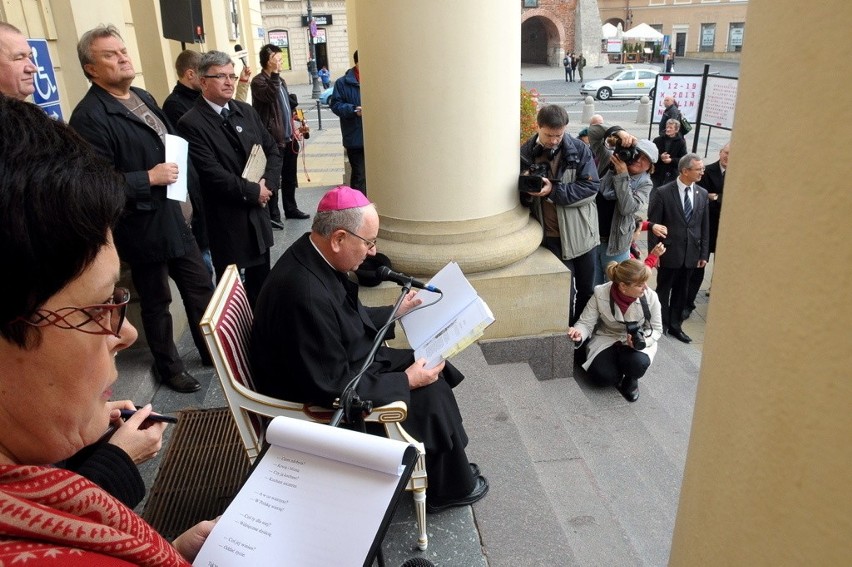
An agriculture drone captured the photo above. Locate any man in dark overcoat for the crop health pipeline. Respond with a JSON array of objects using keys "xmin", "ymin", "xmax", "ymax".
[
  {"xmin": 177, "ymin": 50, "xmax": 282, "ymax": 307},
  {"xmin": 69, "ymin": 25, "xmax": 212, "ymax": 393},
  {"xmin": 250, "ymin": 186, "xmax": 489, "ymax": 512}
]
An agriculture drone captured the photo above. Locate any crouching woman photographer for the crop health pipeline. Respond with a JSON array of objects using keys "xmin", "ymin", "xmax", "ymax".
[{"xmin": 567, "ymin": 259, "xmax": 663, "ymax": 402}]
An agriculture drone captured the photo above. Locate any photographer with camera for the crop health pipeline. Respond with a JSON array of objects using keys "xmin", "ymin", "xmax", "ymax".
[
  {"xmin": 520, "ymin": 105, "xmax": 600, "ymax": 325},
  {"xmin": 567, "ymin": 259, "xmax": 663, "ymax": 402},
  {"xmin": 586, "ymin": 125, "xmax": 664, "ymax": 284}
]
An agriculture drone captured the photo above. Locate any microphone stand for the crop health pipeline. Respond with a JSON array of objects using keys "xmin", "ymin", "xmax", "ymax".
[{"xmin": 329, "ymin": 280, "xmax": 412, "ymax": 430}]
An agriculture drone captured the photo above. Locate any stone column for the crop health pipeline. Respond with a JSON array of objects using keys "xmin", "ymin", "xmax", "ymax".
[
  {"xmin": 353, "ymin": 0, "xmax": 541, "ymax": 276},
  {"xmin": 669, "ymin": 1, "xmax": 851, "ymax": 564}
]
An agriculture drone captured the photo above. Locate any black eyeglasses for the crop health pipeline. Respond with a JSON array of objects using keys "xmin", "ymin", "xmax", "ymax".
[
  {"xmin": 17, "ymin": 287, "xmax": 131, "ymax": 338},
  {"xmin": 342, "ymin": 229, "xmax": 377, "ymax": 251},
  {"xmin": 203, "ymin": 73, "xmax": 238, "ymax": 81}
]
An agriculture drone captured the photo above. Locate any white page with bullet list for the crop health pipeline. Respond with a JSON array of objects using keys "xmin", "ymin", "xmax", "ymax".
[{"xmin": 193, "ymin": 417, "xmax": 411, "ymax": 567}]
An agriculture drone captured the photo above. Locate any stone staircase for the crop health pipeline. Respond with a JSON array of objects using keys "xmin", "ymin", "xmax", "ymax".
[{"xmin": 449, "ymin": 337, "xmax": 701, "ymax": 567}]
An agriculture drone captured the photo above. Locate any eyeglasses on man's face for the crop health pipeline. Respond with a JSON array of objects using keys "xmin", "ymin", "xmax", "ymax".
[
  {"xmin": 16, "ymin": 287, "xmax": 131, "ymax": 338},
  {"xmin": 342, "ymin": 228, "xmax": 377, "ymax": 251},
  {"xmin": 203, "ymin": 73, "xmax": 238, "ymax": 81}
]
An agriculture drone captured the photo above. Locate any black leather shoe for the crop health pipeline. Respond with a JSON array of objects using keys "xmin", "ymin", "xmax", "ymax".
[
  {"xmin": 669, "ymin": 329, "xmax": 692, "ymax": 344},
  {"xmin": 270, "ymin": 219, "xmax": 284, "ymax": 230},
  {"xmin": 426, "ymin": 475, "xmax": 489, "ymax": 513},
  {"xmin": 166, "ymin": 371, "xmax": 201, "ymax": 393},
  {"xmin": 617, "ymin": 377, "xmax": 639, "ymax": 402},
  {"xmin": 285, "ymin": 209, "xmax": 310, "ymax": 220}
]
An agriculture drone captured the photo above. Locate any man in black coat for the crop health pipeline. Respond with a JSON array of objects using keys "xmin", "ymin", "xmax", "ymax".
[
  {"xmin": 686, "ymin": 143, "xmax": 728, "ymax": 312},
  {"xmin": 250, "ymin": 186, "xmax": 489, "ymax": 513},
  {"xmin": 177, "ymin": 50, "xmax": 282, "ymax": 307},
  {"xmin": 69, "ymin": 25, "xmax": 212, "ymax": 393},
  {"xmin": 647, "ymin": 153, "xmax": 710, "ymax": 343}
]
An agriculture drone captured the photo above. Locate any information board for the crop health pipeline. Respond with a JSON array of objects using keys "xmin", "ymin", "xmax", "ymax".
[
  {"xmin": 701, "ymin": 76, "xmax": 738, "ymax": 130},
  {"xmin": 652, "ymin": 74, "xmax": 702, "ymax": 123}
]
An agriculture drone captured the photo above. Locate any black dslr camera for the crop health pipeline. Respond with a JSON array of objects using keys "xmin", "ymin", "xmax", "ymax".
[
  {"xmin": 624, "ymin": 321, "xmax": 647, "ymax": 350},
  {"xmin": 518, "ymin": 163, "xmax": 549, "ymax": 193},
  {"xmin": 606, "ymin": 134, "xmax": 640, "ymax": 166}
]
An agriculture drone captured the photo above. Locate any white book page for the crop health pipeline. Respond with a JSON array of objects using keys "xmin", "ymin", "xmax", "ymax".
[
  {"xmin": 165, "ymin": 134, "xmax": 188, "ymax": 202},
  {"xmin": 401, "ymin": 262, "xmax": 478, "ymax": 350},
  {"xmin": 193, "ymin": 417, "xmax": 410, "ymax": 567},
  {"xmin": 414, "ymin": 297, "xmax": 495, "ymax": 369}
]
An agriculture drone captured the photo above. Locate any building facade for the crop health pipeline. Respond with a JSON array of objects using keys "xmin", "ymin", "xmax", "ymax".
[
  {"xmin": 260, "ymin": 0, "xmax": 352, "ymax": 87},
  {"xmin": 598, "ymin": 0, "xmax": 748, "ymax": 59}
]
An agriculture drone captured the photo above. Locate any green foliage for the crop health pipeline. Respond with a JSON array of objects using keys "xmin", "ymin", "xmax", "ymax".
[{"xmin": 520, "ymin": 86, "xmax": 539, "ymax": 144}]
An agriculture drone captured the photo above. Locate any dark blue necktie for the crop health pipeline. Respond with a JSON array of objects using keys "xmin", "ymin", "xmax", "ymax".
[{"xmin": 684, "ymin": 187, "xmax": 693, "ymax": 222}]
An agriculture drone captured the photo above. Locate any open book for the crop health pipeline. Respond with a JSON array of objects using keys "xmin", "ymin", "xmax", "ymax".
[
  {"xmin": 400, "ymin": 261, "xmax": 495, "ymax": 369},
  {"xmin": 193, "ymin": 417, "xmax": 416, "ymax": 567}
]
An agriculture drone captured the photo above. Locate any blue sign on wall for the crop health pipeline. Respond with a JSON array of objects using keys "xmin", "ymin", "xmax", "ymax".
[{"xmin": 27, "ymin": 39, "xmax": 63, "ymax": 121}]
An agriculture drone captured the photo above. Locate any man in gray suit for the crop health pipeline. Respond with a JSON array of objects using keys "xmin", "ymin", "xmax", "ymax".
[{"xmin": 647, "ymin": 153, "xmax": 709, "ymax": 343}]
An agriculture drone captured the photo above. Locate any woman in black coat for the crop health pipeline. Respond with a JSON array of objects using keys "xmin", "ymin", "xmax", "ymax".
[{"xmin": 651, "ymin": 119, "xmax": 688, "ymax": 187}]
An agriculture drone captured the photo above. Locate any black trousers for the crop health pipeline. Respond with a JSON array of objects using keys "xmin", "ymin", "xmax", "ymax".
[
  {"xmin": 371, "ymin": 348, "xmax": 476, "ymax": 502},
  {"xmin": 543, "ymin": 238, "xmax": 596, "ymax": 326},
  {"xmin": 656, "ymin": 266, "xmax": 693, "ymax": 332},
  {"xmin": 269, "ymin": 140, "xmax": 300, "ymax": 220},
  {"xmin": 129, "ymin": 243, "xmax": 213, "ymax": 379},
  {"xmin": 346, "ymin": 147, "xmax": 366, "ymax": 194},
  {"xmin": 587, "ymin": 342, "xmax": 651, "ymax": 387},
  {"xmin": 212, "ymin": 250, "xmax": 270, "ymax": 309}
]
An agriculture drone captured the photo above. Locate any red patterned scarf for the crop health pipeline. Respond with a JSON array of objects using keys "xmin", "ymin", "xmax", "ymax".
[{"xmin": 0, "ymin": 465, "xmax": 188, "ymax": 566}]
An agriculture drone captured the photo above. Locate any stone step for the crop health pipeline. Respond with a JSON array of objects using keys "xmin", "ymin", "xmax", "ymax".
[{"xmin": 451, "ymin": 346, "xmax": 577, "ymax": 566}]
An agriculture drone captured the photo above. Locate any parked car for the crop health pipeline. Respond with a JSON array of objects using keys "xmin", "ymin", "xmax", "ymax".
[
  {"xmin": 319, "ymin": 86, "xmax": 334, "ymax": 106},
  {"xmin": 580, "ymin": 68, "xmax": 659, "ymax": 101}
]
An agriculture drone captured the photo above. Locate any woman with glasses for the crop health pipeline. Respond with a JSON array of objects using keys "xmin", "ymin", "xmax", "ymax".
[
  {"xmin": 0, "ymin": 97, "xmax": 212, "ymax": 564},
  {"xmin": 567, "ymin": 259, "xmax": 663, "ymax": 402}
]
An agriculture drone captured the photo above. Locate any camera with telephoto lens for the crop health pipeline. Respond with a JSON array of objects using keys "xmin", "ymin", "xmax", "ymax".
[
  {"xmin": 518, "ymin": 163, "xmax": 550, "ymax": 193},
  {"xmin": 606, "ymin": 134, "xmax": 640, "ymax": 166},
  {"xmin": 624, "ymin": 321, "xmax": 647, "ymax": 350}
]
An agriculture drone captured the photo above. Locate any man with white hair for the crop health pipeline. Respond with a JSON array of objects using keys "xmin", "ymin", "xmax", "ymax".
[{"xmin": 0, "ymin": 22, "xmax": 36, "ymax": 100}]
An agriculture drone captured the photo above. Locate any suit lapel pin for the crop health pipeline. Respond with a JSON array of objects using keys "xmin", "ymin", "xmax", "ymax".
[{"xmin": 236, "ymin": 125, "xmax": 243, "ymax": 133}]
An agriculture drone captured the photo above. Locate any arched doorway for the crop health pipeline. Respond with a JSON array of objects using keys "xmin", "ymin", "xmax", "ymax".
[{"xmin": 521, "ymin": 16, "xmax": 563, "ymax": 65}]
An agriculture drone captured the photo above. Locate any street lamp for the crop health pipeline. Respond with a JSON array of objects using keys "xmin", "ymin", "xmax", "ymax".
[{"xmin": 306, "ymin": 0, "xmax": 322, "ymax": 98}]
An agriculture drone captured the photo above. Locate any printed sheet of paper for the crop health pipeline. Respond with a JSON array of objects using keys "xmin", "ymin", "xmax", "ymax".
[
  {"xmin": 165, "ymin": 134, "xmax": 188, "ymax": 202},
  {"xmin": 193, "ymin": 417, "xmax": 410, "ymax": 567},
  {"xmin": 400, "ymin": 262, "xmax": 495, "ymax": 369}
]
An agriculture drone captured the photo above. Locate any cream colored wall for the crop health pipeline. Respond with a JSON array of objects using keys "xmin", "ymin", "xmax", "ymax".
[{"xmin": 669, "ymin": 0, "xmax": 852, "ymax": 564}]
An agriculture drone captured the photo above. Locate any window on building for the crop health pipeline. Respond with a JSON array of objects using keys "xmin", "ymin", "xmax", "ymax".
[
  {"xmin": 728, "ymin": 23, "xmax": 745, "ymax": 52},
  {"xmin": 650, "ymin": 24, "xmax": 664, "ymax": 34},
  {"xmin": 523, "ymin": 0, "xmax": 538, "ymax": 7},
  {"xmin": 227, "ymin": 0, "xmax": 240, "ymax": 40},
  {"xmin": 700, "ymin": 23, "xmax": 716, "ymax": 52},
  {"xmin": 267, "ymin": 30, "xmax": 292, "ymax": 71}
]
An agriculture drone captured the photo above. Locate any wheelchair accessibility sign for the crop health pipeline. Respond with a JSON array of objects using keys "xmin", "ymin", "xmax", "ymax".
[{"xmin": 27, "ymin": 39, "xmax": 63, "ymax": 121}]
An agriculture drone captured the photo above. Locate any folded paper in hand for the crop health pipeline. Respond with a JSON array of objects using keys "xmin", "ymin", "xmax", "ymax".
[
  {"xmin": 401, "ymin": 262, "xmax": 495, "ymax": 369},
  {"xmin": 241, "ymin": 144, "xmax": 267, "ymax": 183}
]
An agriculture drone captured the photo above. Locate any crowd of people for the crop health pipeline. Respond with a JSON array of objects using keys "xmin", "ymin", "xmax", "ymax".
[
  {"xmin": 521, "ymin": 103, "xmax": 727, "ymax": 400},
  {"xmin": 0, "ymin": 19, "xmax": 729, "ymax": 561}
]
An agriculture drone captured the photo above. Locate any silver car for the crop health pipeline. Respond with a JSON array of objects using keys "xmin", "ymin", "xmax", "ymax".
[{"xmin": 580, "ymin": 68, "xmax": 660, "ymax": 101}]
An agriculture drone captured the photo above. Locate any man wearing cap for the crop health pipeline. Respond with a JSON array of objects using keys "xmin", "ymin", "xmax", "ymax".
[
  {"xmin": 250, "ymin": 186, "xmax": 489, "ymax": 513},
  {"xmin": 587, "ymin": 126, "xmax": 665, "ymax": 284}
]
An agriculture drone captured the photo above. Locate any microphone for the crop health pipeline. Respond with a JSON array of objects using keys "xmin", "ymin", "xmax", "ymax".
[
  {"xmin": 399, "ymin": 559, "xmax": 435, "ymax": 567},
  {"xmin": 234, "ymin": 44, "xmax": 248, "ymax": 67},
  {"xmin": 375, "ymin": 266, "xmax": 441, "ymax": 293}
]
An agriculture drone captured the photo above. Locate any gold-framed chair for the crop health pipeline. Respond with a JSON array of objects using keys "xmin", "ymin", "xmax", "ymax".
[{"xmin": 199, "ymin": 264, "xmax": 429, "ymax": 550}]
